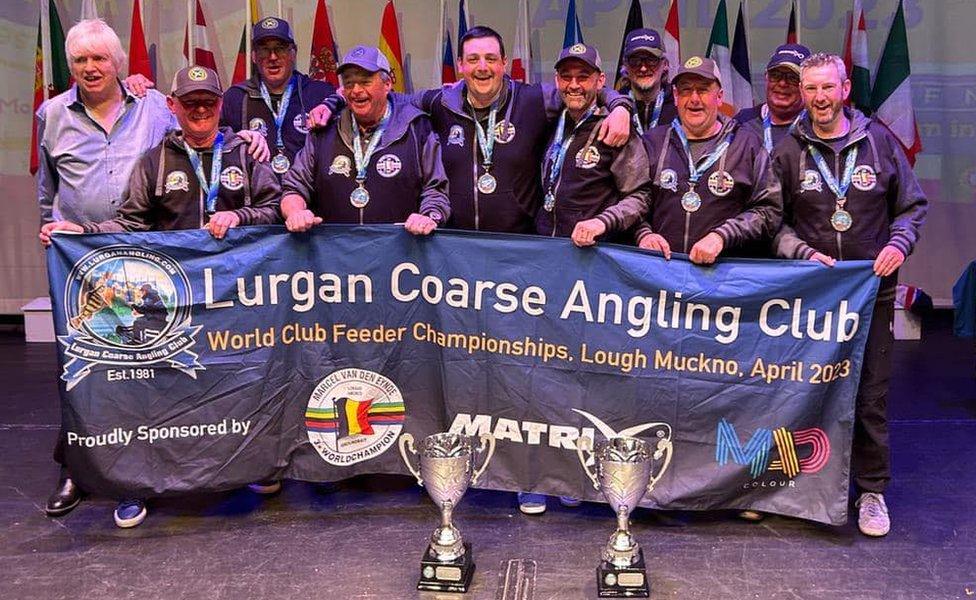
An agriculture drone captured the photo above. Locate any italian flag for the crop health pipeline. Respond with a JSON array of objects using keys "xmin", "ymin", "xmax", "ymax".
[
  {"xmin": 705, "ymin": 0, "xmax": 736, "ymax": 115},
  {"xmin": 843, "ymin": 0, "xmax": 871, "ymax": 113},
  {"xmin": 871, "ymin": 0, "xmax": 922, "ymax": 165}
]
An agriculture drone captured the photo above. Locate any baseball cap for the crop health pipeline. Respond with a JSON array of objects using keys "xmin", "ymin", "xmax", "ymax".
[
  {"xmin": 766, "ymin": 43, "xmax": 812, "ymax": 74},
  {"xmin": 555, "ymin": 43, "xmax": 602, "ymax": 72},
  {"xmin": 671, "ymin": 56, "xmax": 722, "ymax": 87},
  {"xmin": 338, "ymin": 45, "xmax": 392, "ymax": 75},
  {"xmin": 170, "ymin": 65, "xmax": 222, "ymax": 98},
  {"xmin": 252, "ymin": 16, "xmax": 295, "ymax": 46},
  {"xmin": 623, "ymin": 28, "xmax": 664, "ymax": 58}
]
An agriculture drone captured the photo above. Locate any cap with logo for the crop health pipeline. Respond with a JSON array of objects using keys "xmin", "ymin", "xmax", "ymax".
[
  {"xmin": 766, "ymin": 43, "xmax": 811, "ymax": 74},
  {"xmin": 171, "ymin": 66, "xmax": 223, "ymax": 97},
  {"xmin": 623, "ymin": 28, "xmax": 664, "ymax": 58},
  {"xmin": 555, "ymin": 43, "xmax": 603, "ymax": 72},
  {"xmin": 338, "ymin": 45, "xmax": 392, "ymax": 75},
  {"xmin": 671, "ymin": 56, "xmax": 722, "ymax": 87},
  {"xmin": 252, "ymin": 16, "xmax": 295, "ymax": 46}
]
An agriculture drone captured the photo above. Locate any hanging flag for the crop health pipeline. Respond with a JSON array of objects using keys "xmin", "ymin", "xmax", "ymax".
[
  {"xmin": 563, "ymin": 0, "xmax": 584, "ymax": 48},
  {"xmin": 843, "ymin": 0, "xmax": 871, "ymax": 113},
  {"xmin": 46, "ymin": 0, "xmax": 70, "ymax": 96},
  {"xmin": 30, "ymin": 14, "xmax": 44, "ymax": 175},
  {"xmin": 458, "ymin": 0, "xmax": 470, "ymax": 41},
  {"xmin": 663, "ymin": 0, "xmax": 681, "ymax": 72},
  {"xmin": 183, "ymin": 0, "xmax": 217, "ymax": 71},
  {"xmin": 705, "ymin": 0, "xmax": 736, "ymax": 115},
  {"xmin": 80, "ymin": 0, "xmax": 98, "ymax": 20},
  {"xmin": 379, "ymin": 0, "xmax": 406, "ymax": 92},
  {"xmin": 309, "ymin": 0, "xmax": 340, "ymax": 86},
  {"xmin": 128, "ymin": 0, "xmax": 152, "ymax": 79},
  {"xmin": 510, "ymin": 0, "xmax": 531, "ymax": 83},
  {"xmin": 441, "ymin": 32, "xmax": 456, "ymax": 84},
  {"xmin": 786, "ymin": 0, "xmax": 799, "ymax": 43},
  {"xmin": 730, "ymin": 1, "xmax": 754, "ymax": 110},
  {"xmin": 871, "ymin": 0, "xmax": 922, "ymax": 165},
  {"xmin": 231, "ymin": 26, "xmax": 248, "ymax": 84},
  {"xmin": 613, "ymin": 0, "xmax": 644, "ymax": 89}
]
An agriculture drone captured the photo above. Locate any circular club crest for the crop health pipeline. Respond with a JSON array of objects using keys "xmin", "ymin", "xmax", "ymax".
[
  {"xmin": 659, "ymin": 168, "xmax": 678, "ymax": 191},
  {"xmin": 851, "ymin": 164, "xmax": 877, "ymax": 191},
  {"xmin": 249, "ymin": 117, "xmax": 268, "ymax": 137},
  {"xmin": 494, "ymin": 120, "xmax": 516, "ymax": 144},
  {"xmin": 188, "ymin": 67, "xmax": 208, "ymax": 81},
  {"xmin": 261, "ymin": 17, "xmax": 278, "ymax": 29},
  {"xmin": 220, "ymin": 166, "xmax": 245, "ymax": 191},
  {"xmin": 569, "ymin": 43, "xmax": 587, "ymax": 55},
  {"xmin": 305, "ymin": 368, "xmax": 405, "ymax": 466},
  {"xmin": 63, "ymin": 245, "xmax": 192, "ymax": 350},
  {"xmin": 575, "ymin": 145, "xmax": 601, "ymax": 169},
  {"xmin": 707, "ymin": 170, "xmax": 735, "ymax": 197},
  {"xmin": 292, "ymin": 113, "xmax": 310, "ymax": 134},
  {"xmin": 375, "ymin": 153, "xmax": 402, "ymax": 178},
  {"xmin": 801, "ymin": 169, "xmax": 823, "ymax": 192},
  {"xmin": 684, "ymin": 56, "xmax": 703, "ymax": 68}
]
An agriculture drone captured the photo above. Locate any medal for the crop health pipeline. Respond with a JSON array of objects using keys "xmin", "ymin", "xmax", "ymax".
[
  {"xmin": 271, "ymin": 152, "xmax": 290, "ymax": 174},
  {"xmin": 542, "ymin": 107, "xmax": 597, "ymax": 215},
  {"xmin": 477, "ymin": 172, "xmax": 497, "ymax": 194},
  {"xmin": 808, "ymin": 143, "xmax": 860, "ymax": 233},
  {"xmin": 350, "ymin": 184, "xmax": 370, "ymax": 208},
  {"xmin": 830, "ymin": 208, "xmax": 853, "ymax": 232},
  {"xmin": 681, "ymin": 190, "xmax": 702, "ymax": 213},
  {"xmin": 544, "ymin": 192, "xmax": 556, "ymax": 212}
]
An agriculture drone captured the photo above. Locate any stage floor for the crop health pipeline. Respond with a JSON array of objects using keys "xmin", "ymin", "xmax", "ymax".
[{"xmin": 1, "ymin": 312, "xmax": 973, "ymax": 599}]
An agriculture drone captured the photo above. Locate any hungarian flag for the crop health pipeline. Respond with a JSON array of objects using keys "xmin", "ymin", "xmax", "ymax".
[
  {"xmin": 441, "ymin": 32, "xmax": 456, "ymax": 84},
  {"xmin": 231, "ymin": 27, "xmax": 248, "ymax": 84},
  {"xmin": 379, "ymin": 0, "xmax": 406, "ymax": 92},
  {"xmin": 563, "ymin": 0, "xmax": 583, "ymax": 48},
  {"xmin": 705, "ymin": 0, "xmax": 736, "ymax": 115},
  {"xmin": 183, "ymin": 0, "xmax": 217, "ymax": 71},
  {"xmin": 613, "ymin": 0, "xmax": 644, "ymax": 90},
  {"xmin": 309, "ymin": 0, "xmax": 340, "ymax": 86},
  {"xmin": 30, "ymin": 15, "xmax": 44, "ymax": 175},
  {"xmin": 510, "ymin": 0, "xmax": 531, "ymax": 82},
  {"xmin": 786, "ymin": 0, "xmax": 799, "ymax": 43},
  {"xmin": 128, "ymin": 0, "xmax": 152, "ymax": 79},
  {"xmin": 46, "ymin": 0, "xmax": 70, "ymax": 95},
  {"xmin": 871, "ymin": 0, "xmax": 922, "ymax": 165},
  {"xmin": 729, "ymin": 1, "xmax": 753, "ymax": 110},
  {"xmin": 843, "ymin": 0, "xmax": 871, "ymax": 113},
  {"xmin": 663, "ymin": 0, "xmax": 681, "ymax": 73}
]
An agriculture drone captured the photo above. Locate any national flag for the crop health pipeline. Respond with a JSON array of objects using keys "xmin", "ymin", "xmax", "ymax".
[
  {"xmin": 441, "ymin": 32, "xmax": 456, "ymax": 84},
  {"xmin": 231, "ymin": 27, "xmax": 248, "ymax": 84},
  {"xmin": 510, "ymin": 0, "xmax": 531, "ymax": 82},
  {"xmin": 613, "ymin": 0, "xmax": 644, "ymax": 90},
  {"xmin": 843, "ymin": 0, "xmax": 871, "ymax": 113},
  {"xmin": 309, "ymin": 0, "xmax": 340, "ymax": 86},
  {"xmin": 705, "ymin": 0, "xmax": 736, "ymax": 115},
  {"xmin": 337, "ymin": 397, "xmax": 375, "ymax": 437},
  {"xmin": 182, "ymin": 0, "xmax": 217, "ymax": 71},
  {"xmin": 786, "ymin": 0, "xmax": 799, "ymax": 43},
  {"xmin": 80, "ymin": 0, "xmax": 98, "ymax": 19},
  {"xmin": 30, "ymin": 14, "xmax": 44, "ymax": 175},
  {"xmin": 128, "ymin": 0, "xmax": 152, "ymax": 79},
  {"xmin": 379, "ymin": 0, "xmax": 406, "ymax": 92},
  {"xmin": 458, "ymin": 0, "xmax": 470, "ymax": 41},
  {"xmin": 730, "ymin": 1, "xmax": 754, "ymax": 110},
  {"xmin": 46, "ymin": 0, "xmax": 70, "ymax": 96},
  {"xmin": 663, "ymin": 0, "xmax": 681, "ymax": 72},
  {"xmin": 303, "ymin": 399, "xmax": 406, "ymax": 437},
  {"xmin": 563, "ymin": 0, "xmax": 584, "ymax": 48},
  {"xmin": 871, "ymin": 0, "xmax": 922, "ymax": 165}
]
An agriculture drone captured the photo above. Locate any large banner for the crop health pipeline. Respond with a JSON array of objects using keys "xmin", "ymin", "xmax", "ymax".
[{"xmin": 48, "ymin": 226, "xmax": 879, "ymax": 525}]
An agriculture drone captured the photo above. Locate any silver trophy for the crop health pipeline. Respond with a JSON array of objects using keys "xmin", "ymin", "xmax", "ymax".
[
  {"xmin": 577, "ymin": 430, "xmax": 673, "ymax": 598},
  {"xmin": 399, "ymin": 431, "xmax": 495, "ymax": 593}
]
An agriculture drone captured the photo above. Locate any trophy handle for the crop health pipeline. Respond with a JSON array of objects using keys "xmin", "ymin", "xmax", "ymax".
[
  {"xmin": 576, "ymin": 435, "xmax": 600, "ymax": 490},
  {"xmin": 398, "ymin": 433, "xmax": 424, "ymax": 486},
  {"xmin": 469, "ymin": 433, "xmax": 496, "ymax": 486},
  {"xmin": 646, "ymin": 436, "xmax": 674, "ymax": 495}
]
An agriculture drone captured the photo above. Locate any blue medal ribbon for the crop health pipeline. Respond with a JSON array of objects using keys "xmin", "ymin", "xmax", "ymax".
[
  {"xmin": 472, "ymin": 98, "xmax": 498, "ymax": 172},
  {"xmin": 259, "ymin": 75, "xmax": 295, "ymax": 154},
  {"xmin": 184, "ymin": 132, "xmax": 224, "ymax": 214},
  {"xmin": 671, "ymin": 119, "xmax": 733, "ymax": 187},
  {"xmin": 630, "ymin": 88, "xmax": 665, "ymax": 136},
  {"xmin": 761, "ymin": 103, "xmax": 774, "ymax": 154},
  {"xmin": 543, "ymin": 106, "xmax": 597, "ymax": 199},
  {"xmin": 352, "ymin": 103, "xmax": 392, "ymax": 184},
  {"xmin": 807, "ymin": 143, "xmax": 859, "ymax": 201}
]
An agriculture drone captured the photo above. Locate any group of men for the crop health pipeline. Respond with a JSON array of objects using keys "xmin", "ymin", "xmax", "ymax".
[{"xmin": 36, "ymin": 17, "xmax": 926, "ymax": 538}]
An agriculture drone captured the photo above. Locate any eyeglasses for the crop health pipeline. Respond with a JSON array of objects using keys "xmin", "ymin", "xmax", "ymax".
[
  {"xmin": 178, "ymin": 97, "xmax": 219, "ymax": 110},
  {"xmin": 626, "ymin": 56, "xmax": 661, "ymax": 70},
  {"xmin": 767, "ymin": 70, "xmax": 800, "ymax": 85},
  {"xmin": 255, "ymin": 44, "xmax": 293, "ymax": 59}
]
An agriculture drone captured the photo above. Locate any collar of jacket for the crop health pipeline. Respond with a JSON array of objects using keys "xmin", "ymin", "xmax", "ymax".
[
  {"xmin": 792, "ymin": 106, "xmax": 871, "ymax": 149},
  {"xmin": 440, "ymin": 75, "xmax": 514, "ymax": 120},
  {"xmin": 241, "ymin": 70, "xmax": 311, "ymax": 99},
  {"xmin": 164, "ymin": 126, "xmax": 244, "ymax": 154},
  {"xmin": 337, "ymin": 95, "xmax": 426, "ymax": 152}
]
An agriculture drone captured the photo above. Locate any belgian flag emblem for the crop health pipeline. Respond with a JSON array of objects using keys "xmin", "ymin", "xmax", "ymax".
[{"xmin": 305, "ymin": 396, "xmax": 405, "ymax": 440}]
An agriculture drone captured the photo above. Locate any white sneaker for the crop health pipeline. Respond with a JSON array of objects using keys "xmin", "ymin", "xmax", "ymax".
[
  {"xmin": 855, "ymin": 493, "xmax": 890, "ymax": 537},
  {"xmin": 558, "ymin": 496, "xmax": 581, "ymax": 508},
  {"xmin": 517, "ymin": 492, "xmax": 547, "ymax": 515}
]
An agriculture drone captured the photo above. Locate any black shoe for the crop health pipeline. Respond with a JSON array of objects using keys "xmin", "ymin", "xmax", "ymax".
[{"xmin": 45, "ymin": 476, "xmax": 81, "ymax": 517}]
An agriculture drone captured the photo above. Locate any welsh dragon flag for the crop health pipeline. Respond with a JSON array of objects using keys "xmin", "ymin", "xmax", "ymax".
[{"xmin": 871, "ymin": 0, "xmax": 922, "ymax": 165}]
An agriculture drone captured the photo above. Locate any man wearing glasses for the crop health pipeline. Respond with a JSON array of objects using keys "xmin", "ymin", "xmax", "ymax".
[
  {"xmin": 617, "ymin": 28, "xmax": 677, "ymax": 135},
  {"xmin": 221, "ymin": 17, "xmax": 336, "ymax": 178},
  {"xmin": 734, "ymin": 44, "xmax": 812, "ymax": 154}
]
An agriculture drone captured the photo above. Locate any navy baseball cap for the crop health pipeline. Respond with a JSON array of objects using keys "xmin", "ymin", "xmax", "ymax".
[
  {"xmin": 252, "ymin": 16, "xmax": 295, "ymax": 46},
  {"xmin": 171, "ymin": 66, "xmax": 222, "ymax": 97},
  {"xmin": 672, "ymin": 56, "xmax": 722, "ymax": 87},
  {"xmin": 555, "ymin": 43, "xmax": 603, "ymax": 72},
  {"xmin": 338, "ymin": 45, "xmax": 392, "ymax": 75},
  {"xmin": 623, "ymin": 28, "xmax": 664, "ymax": 58},
  {"xmin": 766, "ymin": 43, "xmax": 811, "ymax": 74}
]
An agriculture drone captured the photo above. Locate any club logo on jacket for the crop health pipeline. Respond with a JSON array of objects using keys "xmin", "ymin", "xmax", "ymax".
[
  {"xmin": 659, "ymin": 168, "xmax": 678, "ymax": 192},
  {"xmin": 376, "ymin": 154, "xmax": 402, "ymax": 177},
  {"xmin": 494, "ymin": 120, "xmax": 516, "ymax": 144},
  {"xmin": 249, "ymin": 117, "xmax": 268, "ymax": 137},
  {"xmin": 220, "ymin": 166, "xmax": 245, "ymax": 191},
  {"xmin": 448, "ymin": 124, "xmax": 464, "ymax": 146},
  {"xmin": 801, "ymin": 169, "xmax": 823, "ymax": 192},
  {"xmin": 329, "ymin": 155, "xmax": 352, "ymax": 177},
  {"xmin": 851, "ymin": 165, "xmax": 877, "ymax": 191},
  {"xmin": 575, "ymin": 145, "xmax": 601, "ymax": 169},
  {"xmin": 708, "ymin": 170, "xmax": 734, "ymax": 197},
  {"xmin": 292, "ymin": 113, "xmax": 310, "ymax": 134},
  {"xmin": 165, "ymin": 171, "xmax": 190, "ymax": 193}
]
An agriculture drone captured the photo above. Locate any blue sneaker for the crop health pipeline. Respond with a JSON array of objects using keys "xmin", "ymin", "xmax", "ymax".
[
  {"xmin": 517, "ymin": 492, "xmax": 547, "ymax": 515},
  {"xmin": 114, "ymin": 499, "xmax": 147, "ymax": 528}
]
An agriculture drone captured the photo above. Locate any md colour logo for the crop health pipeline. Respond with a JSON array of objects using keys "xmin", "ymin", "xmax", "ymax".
[{"xmin": 715, "ymin": 418, "xmax": 830, "ymax": 487}]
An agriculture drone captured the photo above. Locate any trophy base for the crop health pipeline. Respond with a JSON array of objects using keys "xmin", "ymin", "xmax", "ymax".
[
  {"xmin": 596, "ymin": 550, "xmax": 650, "ymax": 598},
  {"xmin": 417, "ymin": 542, "xmax": 475, "ymax": 593}
]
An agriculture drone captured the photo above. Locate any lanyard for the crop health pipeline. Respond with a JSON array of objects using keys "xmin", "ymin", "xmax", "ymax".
[
  {"xmin": 352, "ymin": 103, "xmax": 392, "ymax": 183},
  {"xmin": 472, "ymin": 101, "xmax": 498, "ymax": 172},
  {"xmin": 258, "ymin": 75, "xmax": 295, "ymax": 151},
  {"xmin": 671, "ymin": 119, "xmax": 733, "ymax": 185},
  {"xmin": 544, "ymin": 106, "xmax": 597, "ymax": 193},
  {"xmin": 761, "ymin": 103, "xmax": 773, "ymax": 154},
  {"xmin": 808, "ymin": 143, "xmax": 859, "ymax": 200},
  {"xmin": 631, "ymin": 88, "xmax": 665, "ymax": 136},
  {"xmin": 184, "ymin": 132, "xmax": 224, "ymax": 214}
]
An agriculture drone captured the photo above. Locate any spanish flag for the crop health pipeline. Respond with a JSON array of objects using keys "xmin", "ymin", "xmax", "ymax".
[{"xmin": 379, "ymin": 0, "xmax": 406, "ymax": 92}]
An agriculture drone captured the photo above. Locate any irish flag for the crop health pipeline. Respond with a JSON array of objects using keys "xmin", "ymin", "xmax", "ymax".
[
  {"xmin": 705, "ymin": 0, "xmax": 736, "ymax": 115},
  {"xmin": 871, "ymin": 0, "xmax": 922, "ymax": 165}
]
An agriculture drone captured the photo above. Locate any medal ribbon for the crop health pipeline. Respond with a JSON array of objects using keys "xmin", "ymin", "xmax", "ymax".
[
  {"xmin": 630, "ymin": 88, "xmax": 665, "ymax": 136},
  {"xmin": 671, "ymin": 119, "xmax": 733, "ymax": 186},
  {"xmin": 472, "ymin": 100, "xmax": 498, "ymax": 173},
  {"xmin": 761, "ymin": 103, "xmax": 773, "ymax": 154},
  {"xmin": 184, "ymin": 132, "xmax": 224, "ymax": 214},
  {"xmin": 808, "ymin": 143, "xmax": 858, "ymax": 203},
  {"xmin": 544, "ymin": 106, "xmax": 597, "ymax": 195},
  {"xmin": 259, "ymin": 75, "xmax": 295, "ymax": 154},
  {"xmin": 352, "ymin": 103, "xmax": 392, "ymax": 184}
]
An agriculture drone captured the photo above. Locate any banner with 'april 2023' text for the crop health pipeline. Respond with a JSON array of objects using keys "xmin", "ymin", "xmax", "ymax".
[{"xmin": 48, "ymin": 225, "xmax": 879, "ymax": 525}]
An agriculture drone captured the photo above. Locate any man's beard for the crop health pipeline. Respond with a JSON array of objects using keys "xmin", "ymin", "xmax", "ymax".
[{"xmin": 631, "ymin": 77, "xmax": 659, "ymax": 93}]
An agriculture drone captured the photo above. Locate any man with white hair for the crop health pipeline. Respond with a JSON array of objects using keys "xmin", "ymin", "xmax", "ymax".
[{"xmin": 34, "ymin": 18, "xmax": 268, "ymax": 521}]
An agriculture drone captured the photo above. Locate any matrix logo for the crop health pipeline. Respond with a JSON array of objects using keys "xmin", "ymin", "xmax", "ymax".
[{"xmin": 715, "ymin": 419, "xmax": 829, "ymax": 481}]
